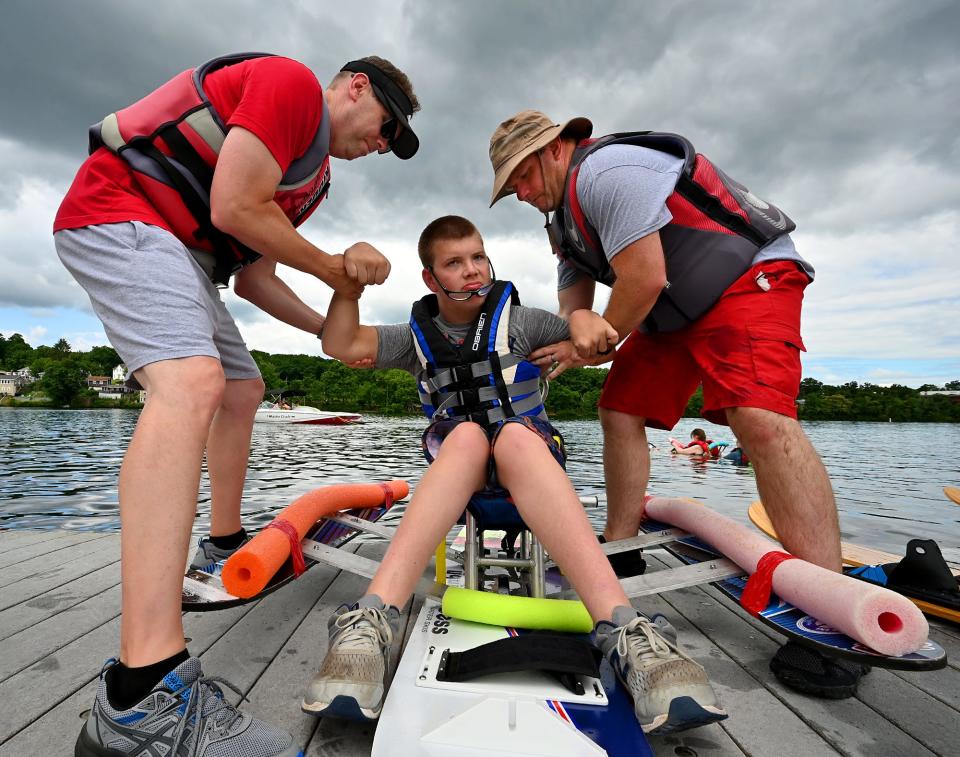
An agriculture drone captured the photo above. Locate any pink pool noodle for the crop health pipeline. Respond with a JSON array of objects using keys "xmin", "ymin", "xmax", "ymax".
[{"xmin": 645, "ymin": 496, "xmax": 929, "ymax": 657}]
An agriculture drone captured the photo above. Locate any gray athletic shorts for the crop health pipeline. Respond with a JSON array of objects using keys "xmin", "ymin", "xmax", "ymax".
[{"xmin": 54, "ymin": 221, "xmax": 261, "ymax": 386}]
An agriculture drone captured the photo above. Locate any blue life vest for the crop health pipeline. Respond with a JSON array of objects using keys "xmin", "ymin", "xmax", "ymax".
[{"xmin": 409, "ymin": 281, "xmax": 546, "ymax": 428}]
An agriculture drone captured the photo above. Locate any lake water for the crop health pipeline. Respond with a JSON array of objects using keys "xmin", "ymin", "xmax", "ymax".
[{"xmin": 1, "ymin": 408, "xmax": 958, "ymax": 562}]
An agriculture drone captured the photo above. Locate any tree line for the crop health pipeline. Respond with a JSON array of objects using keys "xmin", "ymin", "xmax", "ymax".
[{"xmin": 2, "ymin": 332, "xmax": 958, "ymax": 422}]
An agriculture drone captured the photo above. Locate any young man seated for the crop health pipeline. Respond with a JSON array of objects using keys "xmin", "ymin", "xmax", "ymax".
[{"xmin": 303, "ymin": 215, "xmax": 727, "ymax": 735}]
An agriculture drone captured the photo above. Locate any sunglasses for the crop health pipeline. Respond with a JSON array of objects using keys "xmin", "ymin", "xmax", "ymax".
[
  {"xmin": 380, "ymin": 117, "xmax": 399, "ymax": 141},
  {"xmin": 370, "ymin": 82, "xmax": 402, "ymax": 152}
]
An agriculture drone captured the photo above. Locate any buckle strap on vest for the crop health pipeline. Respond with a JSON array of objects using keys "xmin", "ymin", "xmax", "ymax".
[
  {"xmin": 477, "ymin": 391, "xmax": 544, "ymax": 424},
  {"xmin": 436, "ymin": 632, "xmax": 601, "ymax": 696},
  {"xmin": 425, "ymin": 353, "xmax": 522, "ymax": 393},
  {"xmin": 418, "ymin": 377, "xmax": 541, "ymax": 405}
]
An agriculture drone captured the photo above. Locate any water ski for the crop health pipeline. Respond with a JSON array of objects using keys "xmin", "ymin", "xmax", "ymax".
[
  {"xmin": 945, "ymin": 486, "xmax": 960, "ymax": 505},
  {"xmin": 638, "ymin": 512, "xmax": 947, "ymax": 669},
  {"xmin": 181, "ymin": 505, "xmax": 393, "ymax": 611},
  {"xmin": 747, "ymin": 500, "xmax": 960, "ymax": 624},
  {"xmin": 372, "ymin": 596, "xmax": 651, "ymax": 756}
]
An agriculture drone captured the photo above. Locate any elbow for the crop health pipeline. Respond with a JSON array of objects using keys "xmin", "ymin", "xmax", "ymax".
[
  {"xmin": 209, "ymin": 195, "xmax": 254, "ymax": 238},
  {"xmin": 210, "ymin": 205, "xmax": 240, "ymax": 238},
  {"xmin": 649, "ymin": 273, "xmax": 668, "ymax": 298},
  {"xmin": 319, "ymin": 336, "xmax": 345, "ymax": 362},
  {"xmin": 232, "ymin": 275, "xmax": 254, "ymax": 302}
]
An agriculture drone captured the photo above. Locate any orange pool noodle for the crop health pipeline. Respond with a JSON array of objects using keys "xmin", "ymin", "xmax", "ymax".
[{"xmin": 221, "ymin": 480, "xmax": 408, "ymax": 598}]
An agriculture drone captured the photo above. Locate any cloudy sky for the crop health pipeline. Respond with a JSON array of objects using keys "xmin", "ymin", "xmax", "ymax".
[{"xmin": 1, "ymin": 0, "xmax": 957, "ymax": 386}]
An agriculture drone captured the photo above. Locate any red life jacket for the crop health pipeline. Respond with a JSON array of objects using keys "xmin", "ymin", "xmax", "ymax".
[
  {"xmin": 88, "ymin": 52, "xmax": 331, "ymax": 285},
  {"xmin": 547, "ymin": 132, "xmax": 800, "ymax": 332}
]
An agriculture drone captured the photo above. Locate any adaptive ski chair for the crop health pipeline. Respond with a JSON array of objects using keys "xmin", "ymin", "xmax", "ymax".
[
  {"xmin": 438, "ymin": 489, "xmax": 598, "ymax": 598},
  {"xmin": 462, "ymin": 490, "xmax": 547, "ymax": 597}
]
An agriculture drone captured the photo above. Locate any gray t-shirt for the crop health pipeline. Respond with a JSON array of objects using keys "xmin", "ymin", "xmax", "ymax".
[
  {"xmin": 557, "ymin": 143, "xmax": 812, "ymax": 290},
  {"xmin": 374, "ymin": 305, "xmax": 570, "ymax": 384}
]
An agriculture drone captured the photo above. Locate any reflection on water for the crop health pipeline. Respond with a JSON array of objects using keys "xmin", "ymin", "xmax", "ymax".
[{"xmin": 0, "ymin": 409, "xmax": 957, "ymax": 562}]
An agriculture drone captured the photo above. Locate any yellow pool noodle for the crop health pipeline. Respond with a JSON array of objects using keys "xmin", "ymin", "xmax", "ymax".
[{"xmin": 441, "ymin": 586, "xmax": 593, "ymax": 633}]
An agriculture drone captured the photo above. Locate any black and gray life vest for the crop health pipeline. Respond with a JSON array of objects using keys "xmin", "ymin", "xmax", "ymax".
[
  {"xmin": 409, "ymin": 281, "xmax": 546, "ymax": 428},
  {"xmin": 547, "ymin": 132, "xmax": 799, "ymax": 332}
]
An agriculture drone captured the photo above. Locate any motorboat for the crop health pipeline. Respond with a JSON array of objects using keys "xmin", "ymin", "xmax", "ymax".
[{"xmin": 255, "ymin": 390, "xmax": 361, "ymax": 425}]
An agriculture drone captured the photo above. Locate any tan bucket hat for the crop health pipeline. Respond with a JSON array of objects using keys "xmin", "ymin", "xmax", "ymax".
[{"xmin": 488, "ymin": 110, "xmax": 593, "ymax": 206}]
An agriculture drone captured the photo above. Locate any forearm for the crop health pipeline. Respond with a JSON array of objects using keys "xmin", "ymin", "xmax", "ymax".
[
  {"xmin": 235, "ymin": 266, "xmax": 324, "ymax": 334},
  {"xmin": 557, "ymin": 276, "xmax": 596, "ymax": 319},
  {"xmin": 321, "ymin": 293, "xmax": 378, "ymax": 363},
  {"xmin": 600, "ymin": 232, "xmax": 667, "ymax": 344},
  {"xmin": 601, "ymin": 277, "xmax": 660, "ymax": 344},
  {"xmin": 214, "ymin": 199, "xmax": 340, "ymax": 284}
]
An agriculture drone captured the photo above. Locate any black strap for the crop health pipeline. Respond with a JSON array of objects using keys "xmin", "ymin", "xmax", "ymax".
[
  {"xmin": 437, "ymin": 632, "xmax": 600, "ymax": 695},
  {"xmin": 122, "ymin": 137, "xmax": 257, "ymax": 286},
  {"xmin": 157, "ymin": 125, "xmax": 215, "ymax": 190},
  {"xmin": 487, "ymin": 352, "xmax": 515, "ymax": 418}
]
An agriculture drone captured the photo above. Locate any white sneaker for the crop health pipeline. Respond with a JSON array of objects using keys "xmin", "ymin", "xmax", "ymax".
[
  {"xmin": 595, "ymin": 606, "xmax": 727, "ymax": 735},
  {"xmin": 301, "ymin": 595, "xmax": 400, "ymax": 720}
]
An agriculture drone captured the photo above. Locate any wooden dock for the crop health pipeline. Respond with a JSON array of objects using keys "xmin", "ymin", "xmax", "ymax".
[{"xmin": 1, "ymin": 527, "xmax": 958, "ymax": 756}]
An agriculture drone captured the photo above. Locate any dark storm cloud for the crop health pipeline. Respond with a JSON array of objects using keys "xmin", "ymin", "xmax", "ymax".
[{"xmin": 3, "ymin": 0, "xmax": 957, "ymax": 241}]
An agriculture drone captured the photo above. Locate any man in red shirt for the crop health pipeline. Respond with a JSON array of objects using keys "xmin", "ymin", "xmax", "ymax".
[{"xmin": 57, "ymin": 53, "xmax": 419, "ymax": 757}]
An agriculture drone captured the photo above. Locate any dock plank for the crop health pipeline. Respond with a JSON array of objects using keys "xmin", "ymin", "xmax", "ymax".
[
  {"xmin": 0, "ymin": 590, "xmax": 258, "ymax": 756},
  {"xmin": 0, "ymin": 560, "xmax": 121, "ymax": 642},
  {"xmin": 0, "ymin": 583, "xmax": 122, "ymax": 682},
  {"xmin": 0, "ymin": 530, "xmax": 110, "ymax": 571},
  {"xmin": 0, "ymin": 547, "xmax": 120, "ymax": 613},
  {"xmin": 0, "ymin": 529, "xmax": 955, "ymax": 756}
]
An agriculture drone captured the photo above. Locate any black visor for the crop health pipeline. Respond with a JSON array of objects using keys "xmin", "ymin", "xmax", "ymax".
[{"xmin": 340, "ymin": 60, "xmax": 419, "ymax": 159}]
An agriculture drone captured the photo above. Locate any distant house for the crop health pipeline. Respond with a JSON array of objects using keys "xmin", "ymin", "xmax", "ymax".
[
  {"xmin": 97, "ymin": 384, "xmax": 138, "ymax": 400},
  {"xmin": 86, "ymin": 375, "xmax": 112, "ymax": 390},
  {"xmin": 0, "ymin": 372, "xmax": 18, "ymax": 397},
  {"xmin": 14, "ymin": 367, "xmax": 35, "ymax": 383},
  {"xmin": 112, "ymin": 364, "xmax": 128, "ymax": 384}
]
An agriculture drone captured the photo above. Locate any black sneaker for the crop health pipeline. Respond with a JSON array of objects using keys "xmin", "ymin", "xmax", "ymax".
[
  {"xmin": 599, "ymin": 535, "xmax": 647, "ymax": 577},
  {"xmin": 76, "ymin": 657, "xmax": 301, "ymax": 756},
  {"xmin": 769, "ymin": 641, "xmax": 870, "ymax": 699}
]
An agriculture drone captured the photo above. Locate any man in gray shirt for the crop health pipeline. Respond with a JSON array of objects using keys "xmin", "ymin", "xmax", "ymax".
[{"xmin": 489, "ymin": 111, "xmax": 859, "ymax": 699}]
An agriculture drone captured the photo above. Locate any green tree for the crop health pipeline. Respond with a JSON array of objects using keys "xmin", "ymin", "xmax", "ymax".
[
  {"xmin": 84, "ymin": 346, "xmax": 121, "ymax": 376},
  {"xmin": 0, "ymin": 333, "xmax": 33, "ymax": 371},
  {"xmin": 42, "ymin": 359, "xmax": 88, "ymax": 405}
]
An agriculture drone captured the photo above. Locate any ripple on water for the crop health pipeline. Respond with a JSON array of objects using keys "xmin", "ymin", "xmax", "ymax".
[{"xmin": 0, "ymin": 409, "xmax": 957, "ymax": 560}]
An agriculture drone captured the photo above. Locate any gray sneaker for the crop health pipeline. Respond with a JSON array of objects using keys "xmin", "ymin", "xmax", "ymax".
[
  {"xmin": 595, "ymin": 606, "xmax": 727, "ymax": 735},
  {"xmin": 75, "ymin": 657, "xmax": 301, "ymax": 757},
  {"xmin": 302, "ymin": 594, "xmax": 400, "ymax": 721},
  {"xmin": 189, "ymin": 535, "xmax": 249, "ymax": 573}
]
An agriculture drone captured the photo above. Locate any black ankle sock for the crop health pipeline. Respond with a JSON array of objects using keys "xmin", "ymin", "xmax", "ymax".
[
  {"xmin": 210, "ymin": 528, "xmax": 247, "ymax": 550},
  {"xmin": 105, "ymin": 649, "xmax": 190, "ymax": 710}
]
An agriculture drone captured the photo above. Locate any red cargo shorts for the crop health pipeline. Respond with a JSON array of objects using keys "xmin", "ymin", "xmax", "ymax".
[{"xmin": 598, "ymin": 260, "xmax": 810, "ymax": 428}]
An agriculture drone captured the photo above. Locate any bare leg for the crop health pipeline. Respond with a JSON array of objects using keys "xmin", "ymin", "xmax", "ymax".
[
  {"xmin": 205, "ymin": 377, "xmax": 265, "ymax": 537},
  {"xmin": 600, "ymin": 408, "xmax": 651, "ymax": 541},
  {"xmin": 119, "ymin": 357, "xmax": 225, "ymax": 667},
  {"xmin": 727, "ymin": 406, "xmax": 842, "ymax": 572},
  {"xmin": 366, "ymin": 423, "xmax": 488, "ymax": 607},
  {"xmin": 494, "ymin": 423, "xmax": 629, "ymax": 622}
]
